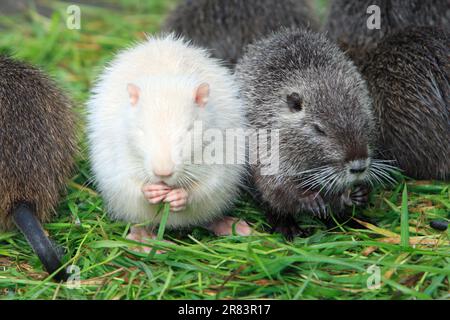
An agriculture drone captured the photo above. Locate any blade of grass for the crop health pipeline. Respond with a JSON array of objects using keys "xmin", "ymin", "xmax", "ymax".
[
  {"xmin": 147, "ymin": 203, "xmax": 171, "ymax": 259},
  {"xmin": 156, "ymin": 203, "xmax": 171, "ymax": 241},
  {"xmin": 401, "ymin": 184, "xmax": 410, "ymax": 248}
]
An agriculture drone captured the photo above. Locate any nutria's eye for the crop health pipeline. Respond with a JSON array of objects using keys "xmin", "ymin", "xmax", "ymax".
[
  {"xmin": 287, "ymin": 92, "xmax": 303, "ymax": 112},
  {"xmin": 313, "ymin": 124, "xmax": 326, "ymax": 136}
]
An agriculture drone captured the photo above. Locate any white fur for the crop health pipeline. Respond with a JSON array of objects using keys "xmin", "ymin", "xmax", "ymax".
[{"xmin": 87, "ymin": 34, "xmax": 246, "ymax": 228}]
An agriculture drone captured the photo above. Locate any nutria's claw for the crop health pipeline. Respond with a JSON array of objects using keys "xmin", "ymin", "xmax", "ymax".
[
  {"xmin": 349, "ymin": 185, "xmax": 371, "ymax": 207},
  {"xmin": 272, "ymin": 222, "xmax": 302, "ymax": 242},
  {"xmin": 267, "ymin": 214, "xmax": 311, "ymax": 241},
  {"xmin": 300, "ymin": 193, "xmax": 328, "ymax": 219}
]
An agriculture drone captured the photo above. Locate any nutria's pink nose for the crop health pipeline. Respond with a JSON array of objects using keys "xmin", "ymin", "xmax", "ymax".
[
  {"xmin": 153, "ymin": 168, "xmax": 174, "ymax": 178},
  {"xmin": 153, "ymin": 155, "xmax": 175, "ymax": 178}
]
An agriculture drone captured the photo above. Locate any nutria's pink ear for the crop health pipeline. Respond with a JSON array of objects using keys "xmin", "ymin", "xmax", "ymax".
[
  {"xmin": 127, "ymin": 83, "xmax": 141, "ymax": 106},
  {"xmin": 195, "ymin": 83, "xmax": 210, "ymax": 108}
]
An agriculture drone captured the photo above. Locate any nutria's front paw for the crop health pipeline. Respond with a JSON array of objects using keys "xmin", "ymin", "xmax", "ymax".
[
  {"xmin": 350, "ymin": 185, "xmax": 370, "ymax": 207},
  {"xmin": 347, "ymin": 185, "xmax": 371, "ymax": 207},
  {"xmin": 142, "ymin": 183, "xmax": 171, "ymax": 204},
  {"xmin": 299, "ymin": 192, "xmax": 328, "ymax": 219},
  {"xmin": 164, "ymin": 188, "xmax": 189, "ymax": 212}
]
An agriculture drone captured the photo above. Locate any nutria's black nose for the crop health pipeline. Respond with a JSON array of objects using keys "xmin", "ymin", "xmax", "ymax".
[
  {"xmin": 350, "ymin": 167, "xmax": 367, "ymax": 174},
  {"xmin": 349, "ymin": 160, "xmax": 368, "ymax": 175}
]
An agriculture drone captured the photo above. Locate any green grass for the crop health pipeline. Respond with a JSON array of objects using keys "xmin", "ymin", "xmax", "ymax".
[{"xmin": 0, "ymin": 0, "xmax": 449, "ymax": 300}]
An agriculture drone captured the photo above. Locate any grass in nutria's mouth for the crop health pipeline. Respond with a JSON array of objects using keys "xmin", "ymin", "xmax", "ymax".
[{"xmin": 0, "ymin": 0, "xmax": 448, "ymax": 300}]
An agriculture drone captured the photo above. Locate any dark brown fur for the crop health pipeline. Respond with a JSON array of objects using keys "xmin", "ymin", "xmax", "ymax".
[
  {"xmin": 164, "ymin": 0, "xmax": 319, "ymax": 67},
  {"xmin": 324, "ymin": 0, "xmax": 450, "ymax": 65},
  {"xmin": 236, "ymin": 29, "xmax": 378, "ymax": 239},
  {"xmin": 0, "ymin": 55, "xmax": 77, "ymax": 230},
  {"xmin": 360, "ymin": 27, "xmax": 450, "ymax": 180}
]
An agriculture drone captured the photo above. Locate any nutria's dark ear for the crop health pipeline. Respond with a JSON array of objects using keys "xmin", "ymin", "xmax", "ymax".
[
  {"xmin": 287, "ymin": 92, "xmax": 303, "ymax": 112},
  {"xmin": 127, "ymin": 83, "xmax": 141, "ymax": 106}
]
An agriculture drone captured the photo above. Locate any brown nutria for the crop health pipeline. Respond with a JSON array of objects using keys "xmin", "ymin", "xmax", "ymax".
[
  {"xmin": 0, "ymin": 55, "xmax": 77, "ymax": 280},
  {"xmin": 324, "ymin": 0, "xmax": 450, "ymax": 65},
  {"xmin": 235, "ymin": 28, "xmax": 396, "ymax": 240},
  {"xmin": 163, "ymin": 0, "xmax": 319, "ymax": 67},
  {"xmin": 360, "ymin": 27, "xmax": 449, "ymax": 180}
]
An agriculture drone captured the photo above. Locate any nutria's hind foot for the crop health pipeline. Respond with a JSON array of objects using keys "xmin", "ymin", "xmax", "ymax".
[
  {"xmin": 206, "ymin": 216, "xmax": 252, "ymax": 236},
  {"xmin": 266, "ymin": 211, "xmax": 312, "ymax": 241},
  {"xmin": 126, "ymin": 226, "xmax": 173, "ymax": 254}
]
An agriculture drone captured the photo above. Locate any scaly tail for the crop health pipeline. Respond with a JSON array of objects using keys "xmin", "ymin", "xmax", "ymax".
[{"xmin": 12, "ymin": 202, "xmax": 68, "ymax": 282}]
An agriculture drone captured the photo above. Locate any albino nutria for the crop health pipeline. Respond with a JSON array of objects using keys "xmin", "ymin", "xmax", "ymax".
[{"xmin": 87, "ymin": 35, "xmax": 252, "ymax": 252}]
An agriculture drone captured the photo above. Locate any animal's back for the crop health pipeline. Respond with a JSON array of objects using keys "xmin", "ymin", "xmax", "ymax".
[
  {"xmin": 360, "ymin": 27, "xmax": 450, "ymax": 179},
  {"xmin": 0, "ymin": 55, "xmax": 76, "ymax": 230},
  {"xmin": 325, "ymin": 0, "xmax": 450, "ymax": 64},
  {"xmin": 164, "ymin": 0, "xmax": 319, "ymax": 66}
]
